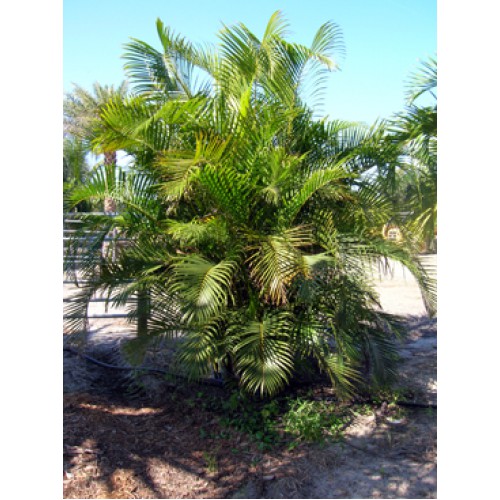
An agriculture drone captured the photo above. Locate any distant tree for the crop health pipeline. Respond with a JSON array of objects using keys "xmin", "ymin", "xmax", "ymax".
[
  {"xmin": 391, "ymin": 57, "xmax": 437, "ymax": 251},
  {"xmin": 63, "ymin": 135, "xmax": 91, "ymax": 211},
  {"xmin": 64, "ymin": 81, "xmax": 129, "ymax": 212},
  {"xmin": 63, "ymin": 135, "xmax": 87, "ymax": 185}
]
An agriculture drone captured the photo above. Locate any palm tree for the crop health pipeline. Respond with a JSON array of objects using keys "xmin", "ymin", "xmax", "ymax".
[
  {"xmin": 390, "ymin": 56, "xmax": 437, "ymax": 251},
  {"xmin": 63, "ymin": 136, "xmax": 91, "ymax": 212},
  {"xmin": 64, "ymin": 81, "xmax": 129, "ymax": 212},
  {"xmin": 66, "ymin": 12, "xmax": 436, "ymax": 397},
  {"xmin": 63, "ymin": 136, "xmax": 86, "ymax": 184}
]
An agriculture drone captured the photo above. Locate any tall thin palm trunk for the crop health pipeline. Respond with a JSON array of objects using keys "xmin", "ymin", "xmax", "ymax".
[{"xmin": 103, "ymin": 151, "xmax": 117, "ymax": 213}]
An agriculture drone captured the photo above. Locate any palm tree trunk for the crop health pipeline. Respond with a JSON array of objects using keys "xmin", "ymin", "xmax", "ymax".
[
  {"xmin": 103, "ymin": 151, "xmax": 117, "ymax": 262},
  {"xmin": 104, "ymin": 151, "xmax": 117, "ymax": 213}
]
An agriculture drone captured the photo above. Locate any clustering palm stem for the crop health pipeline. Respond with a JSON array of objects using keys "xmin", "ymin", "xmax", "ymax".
[{"xmin": 65, "ymin": 12, "xmax": 436, "ymax": 397}]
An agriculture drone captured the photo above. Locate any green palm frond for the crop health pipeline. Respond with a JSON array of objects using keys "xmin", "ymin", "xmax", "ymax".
[
  {"xmin": 177, "ymin": 316, "xmax": 237, "ymax": 380},
  {"xmin": 63, "ymin": 136, "xmax": 89, "ymax": 184},
  {"xmin": 64, "ymin": 81, "xmax": 129, "ymax": 142},
  {"xmin": 63, "ymin": 284, "xmax": 95, "ymax": 343},
  {"xmin": 144, "ymin": 285, "xmax": 185, "ymax": 339},
  {"xmin": 234, "ymin": 311, "xmax": 295, "ymax": 396},
  {"xmin": 246, "ymin": 237, "xmax": 296, "ymax": 304},
  {"xmin": 121, "ymin": 284, "xmax": 186, "ymax": 365},
  {"xmin": 251, "ymin": 147, "xmax": 306, "ymax": 206},
  {"xmin": 197, "ymin": 163, "xmax": 250, "ymax": 222},
  {"xmin": 391, "ymin": 105, "xmax": 437, "ymax": 145},
  {"xmin": 358, "ymin": 324, "xmax": 401, "ymax": 386},
  {"xmin": 66, "ymin": 165, "xmax": 120, "ymax": 211},
  {"xmin": 96, "ymin": 94, "xmax": 160, "ymax": 152},
  {"xmin": 166, "ymin": 216, "xmax": 229, "ymax": 249},
  {"xmin": 348, "ymin": 176, "xmax": 395, "ymax": 229},
  {"xmin": 386, "ymin": 56, "xmax": 437, "ymax": 252},
  {"xmin": 212, "ymin": 11, "xmax": 342, "ymax": 112},
  {"xmin": 153, "ymin": 131, "xmax": 234, "ymax": 201},
  {"xmin": 98, "ymin": 94, "xmax": 208, "ymax": 155},
  {"xmin": 299, "ymin": 20, "xmax": 344, "ymax": 111},
  {"xmin": 339, "ymin": 236, "xmax": 436, "ymax": 316},
  {"xmin": 170, "ymin": 255, "xmax": 238, "ymax": 323},
  {"xmin": 262, "ymin": 9, "xmax": 290, "ymax": 41},
  {"xmin": 66, "ymin": 165, "xmax": 160, "ymax": 224},
  {"xmin": 405, "ymin": 55, "xmax": 437, "ymax": 105},
  {"xmin": 321, "ymin": 354, "xmax": 360, "ymax": 398},
  {"xmin": 123, "ymin": 18, "xmax": 208, "ymax": 100},
  {"xmin": 246, "ymin": 227, "xmax": 314, "ymax": 305},
  {"xmin": 283, "ymin": 160, "xmax": 353, "ymax": 223},
  {"xmin": 154, "ymin": 155, "xmax": 201, "ymax": 200},
  {"xmin": 115, "ymin": 171, "xmax": 161, "ymax": 223}
]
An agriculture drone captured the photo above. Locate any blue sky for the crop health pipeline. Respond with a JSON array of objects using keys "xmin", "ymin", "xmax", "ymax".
[{"xmin": 64, "ymin": 0, "xmax": 436, "ymax": 125}]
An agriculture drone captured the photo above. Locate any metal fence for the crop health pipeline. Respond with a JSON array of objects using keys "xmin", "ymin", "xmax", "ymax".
[{"xmin": 63, "ymin": 212, "xmax": 139, "ymax": 322}]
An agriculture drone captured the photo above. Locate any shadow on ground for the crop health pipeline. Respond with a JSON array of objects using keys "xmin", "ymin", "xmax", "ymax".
[
  {"xmin": 63, "ymin": 314, "xmax": 437, "ymax": 499},
  {"xmin": 64, "ymin": 389, "xmax": 257, "ymax": 499}
]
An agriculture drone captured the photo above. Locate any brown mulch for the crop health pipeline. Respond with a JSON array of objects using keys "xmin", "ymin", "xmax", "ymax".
[
  {"xmin": 64, "ymin": 391, "xmax": 244, "ymax": 499},
  {"xmin": 63, "ymin": 390, "xmax": 305, "ymax": 499},
  {"xmin": 63, "ymin": 313, "xmax": 437, "ymax": 499}
]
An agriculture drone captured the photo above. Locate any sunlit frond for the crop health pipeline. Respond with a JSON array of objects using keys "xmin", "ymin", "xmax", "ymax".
[
  {"xmin": 405, "ymin": 55, "xmax": 437, "ymax": 105},
  {"xmin": 234, "ymin": 311, "xmax": 295, "ymax": 396},
  {"xmin": 170, "ymin": 255, "xmax": 238, "ymax": 322}
]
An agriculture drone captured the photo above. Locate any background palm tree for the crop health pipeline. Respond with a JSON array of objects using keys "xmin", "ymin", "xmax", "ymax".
[
  {"xmin": 63, "ymin": 136, "xmax": 87, "ymax": 184},
  {"xmin": 63, "ymin": 136, "xmax": 91, "ymax": 212},
  {"xmin": 66, "ymin": 12, "xmax": 436, "ymax": 397},
  {"xmin": 390, "ymin": 56, "xmax": 437, "ymax": 251},
  {"xmin": 64, "ymin": 81, "xmax": 129, "ymax": 212}
]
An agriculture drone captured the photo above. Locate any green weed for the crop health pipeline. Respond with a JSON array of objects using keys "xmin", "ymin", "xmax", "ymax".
[
  {"xmin": 218, "ymin": 392, "xmax": 281, "ymax": 450},
  {"xmin": 202, "ymin": 451, "xmax": 218, "ymax": 473},
  {"xmin": 282, "ymin": 398, "xmax": 348, "ymax": 444}
]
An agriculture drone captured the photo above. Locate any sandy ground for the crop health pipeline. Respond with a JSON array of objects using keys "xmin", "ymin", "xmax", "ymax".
[
  {"xmin": 63, "ymin": 255, "xmax": 437, "ymax": 499},
  {"xmin": 237, "ymin": 255, "xmax": 437, "ymax": 499},
  {"xmin": 373, "ymin": 255, "xmax": 435, "ymax": 317}
]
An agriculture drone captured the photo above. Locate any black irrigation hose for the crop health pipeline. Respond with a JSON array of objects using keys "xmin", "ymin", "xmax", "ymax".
[
  {"xmin": 392, "ymin": 400, "xmax": 437, "ymax": 409},
  {"xmin": 314, "ymin": 395, "xmax": 436, "ymax": 410},
  {"xmin": 63, "ymin": 346, "xmax": 224, "ymax": 387},
  {"xmin": 64, "ymin": 347, "xmax": 437, "ymax": 408},
  {"xmin": 353, "ymin": 397, "xmax": 437, "ymax": 409}
]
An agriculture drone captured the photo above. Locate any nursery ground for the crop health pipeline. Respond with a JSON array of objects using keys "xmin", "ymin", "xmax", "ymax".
[{"xmin": 63, "ymin": 256, "xmax": 437, "ymax": 499}]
